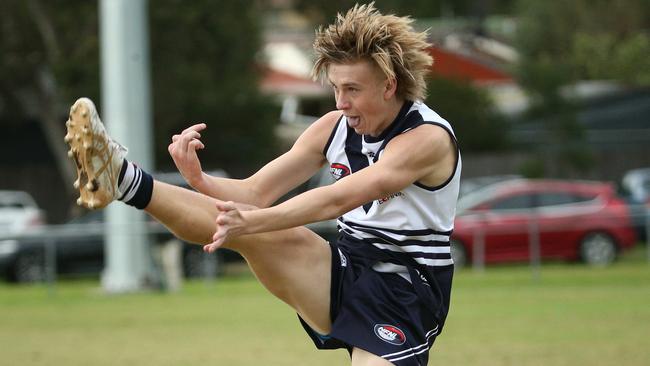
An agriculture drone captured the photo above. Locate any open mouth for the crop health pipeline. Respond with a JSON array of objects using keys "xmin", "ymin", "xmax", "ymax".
[{"xmin": 347, "ymin": 116, "xmax": 361, "ymax": 128}]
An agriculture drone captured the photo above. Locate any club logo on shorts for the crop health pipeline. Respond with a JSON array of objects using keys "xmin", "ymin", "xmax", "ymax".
[
  {"xmin": 329, "ymin": 163, "xmax": 351, "ymax": 180},
  {"xmin": 374, "ymin": 324, "xmax": 406, "ymax": 345}
]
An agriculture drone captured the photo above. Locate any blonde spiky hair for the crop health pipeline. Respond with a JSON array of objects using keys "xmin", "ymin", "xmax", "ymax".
[{"xmin": 312, "ymin": 2, "xmax": 433, "ymax": 101}]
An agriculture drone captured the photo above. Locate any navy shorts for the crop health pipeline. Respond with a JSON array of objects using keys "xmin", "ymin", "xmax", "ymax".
[{"xmin": 299, "ymin": 237, "xmax": 452, "ymax": 365}]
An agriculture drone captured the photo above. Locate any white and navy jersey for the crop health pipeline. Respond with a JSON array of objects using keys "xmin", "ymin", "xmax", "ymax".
[{"xmin": 323, "ymin": 100, "xmax": 461, "ymax": 278}]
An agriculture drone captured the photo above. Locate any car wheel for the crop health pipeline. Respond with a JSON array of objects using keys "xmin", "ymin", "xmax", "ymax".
[
  {"xmin": 13, "ymin": 250, "xmax": 46, "ymax": 283},
  {"xmin": 450, "ymin": 239, "xmax": 467, "ymax": 269},
  {"xmin": 580, "ymin": 232, "xmax": 617, "ymax": 266}
]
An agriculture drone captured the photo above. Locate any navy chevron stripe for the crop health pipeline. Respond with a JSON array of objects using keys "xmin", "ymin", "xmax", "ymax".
[
  {"xmin": 350, "ymin": 225, "xmax": 451, "ymax": 247},
  {"xmin": 374, "ymin": 247, "xmax": 452, "ymax": 260},
  {"xmin": 341, "ymin": 228, "xmax": 355, "ymax": 236},
  {"xmin": 322, "ymin": 115, "xmax": 344, "ymax": 155},
  {"xmin": 348, "ymin": 235, "xmax": 452, "ymax": 262},
  {"xmin": 340, "ymin": 218, "xmax": 453, "ymax": 236},
  {"xmin": 344, "ymin": 124, "xmax": 373, "ymax": 213},
  {"xmin": 363, "ymin": 101, "xmax": 414, "ymax": 144}
]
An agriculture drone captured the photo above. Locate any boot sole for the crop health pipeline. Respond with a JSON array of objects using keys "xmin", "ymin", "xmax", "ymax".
[{"xmin": 64, "ymin": 99, "xmax": 118, "ymax": 209}]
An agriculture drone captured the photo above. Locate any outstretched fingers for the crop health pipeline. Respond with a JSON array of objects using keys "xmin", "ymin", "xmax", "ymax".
[
  {"xmin": 171, "ymin": 123, "xmax": 207, "ymax": 141},
  {"xmin": 182, "ymin": 123, "xmax": 207, "ymax": 135},
  {"xmin": 169, "ymin": 123, "xmax": 207, "ymax": 151},
  {"xmin": 204, "ymin": 201, "xmax": 239, "ymax": 253},
  {"xmin": 168, "ymin": 123, "xmax": 209, "ymax": 185}
]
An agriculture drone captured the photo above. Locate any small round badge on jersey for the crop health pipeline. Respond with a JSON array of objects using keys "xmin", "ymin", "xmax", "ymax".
[
  {"xmin": 374, "ymin": 324, "xmax": 406, "ymax": 345},
  {"xmin": 329, "ymin": 163, "xmax": 350, "ymax": 180}
]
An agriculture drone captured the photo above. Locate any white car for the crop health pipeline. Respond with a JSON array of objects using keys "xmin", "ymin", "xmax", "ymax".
[
  {"xmin": 0, "ymin": 191, "xmax": 46, "ymax": 282},
  {"xmin": 0, "ymin": 190, "xmax": 45, "ymax": 235}
]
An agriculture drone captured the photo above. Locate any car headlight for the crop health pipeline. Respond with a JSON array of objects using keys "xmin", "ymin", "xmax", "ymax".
[{"xmin": 0, "ymin": 240, "xmax": 18, "ymax": 257}]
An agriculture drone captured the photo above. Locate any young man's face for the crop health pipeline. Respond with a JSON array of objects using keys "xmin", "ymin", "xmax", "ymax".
[{"xmin": 328, "ymin": 60, "xmax": 397, "ymax": 137}]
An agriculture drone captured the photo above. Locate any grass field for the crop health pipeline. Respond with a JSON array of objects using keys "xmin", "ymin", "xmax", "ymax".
[{"xmin": 1, "ymin": 247, "xmax": 649, "ymax": 366}]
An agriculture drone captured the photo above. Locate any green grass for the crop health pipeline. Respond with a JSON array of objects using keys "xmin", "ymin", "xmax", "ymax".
[{"xmin": 1, "ymin": 247, "xmax": 649, "ymax": 366}]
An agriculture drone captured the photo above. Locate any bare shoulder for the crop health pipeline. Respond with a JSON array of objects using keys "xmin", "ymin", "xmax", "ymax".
[
  {"xmin": 383, "ymin": 123, "xmax": 457, "ymax": 187},
  {"xmin": 389, "ymin": 124, "xmax": 454, "ymax": 160}
]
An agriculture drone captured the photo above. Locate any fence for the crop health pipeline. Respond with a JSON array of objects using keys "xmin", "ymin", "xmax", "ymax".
[
  {"xmin": 1, "ymin": 207, "xmax": 648, "ymax": 289},
  {"xmin": 0, "ymin": 221, "xmax": 221, "ymax": 292},
  {"xmin": 454, "ymin": 207, "xmax": 650, "ymax": 280}
]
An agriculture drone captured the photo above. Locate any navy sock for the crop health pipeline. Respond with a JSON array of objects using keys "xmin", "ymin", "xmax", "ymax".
[{"xmin": 117, "ymin": 160, "xmax": 154, "ymax": 209}]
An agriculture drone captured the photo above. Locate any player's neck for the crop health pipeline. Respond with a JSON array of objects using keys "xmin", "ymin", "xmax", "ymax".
[{"xmin": 369, "ymin": 98, "xmax": 406, "ymax": 137}]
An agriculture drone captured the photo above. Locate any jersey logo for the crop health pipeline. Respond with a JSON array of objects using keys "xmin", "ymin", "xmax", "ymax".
[
  {"xmin": 329, "ymin": 163, "xmax": 351, "ymax": 180},
  {"xmin": 374, "ymin": 324, "xmax": 406, "ymax": 345},
  {"xmin": 377, "ymin": 192, "xmax": 403, "ymax": 205}
]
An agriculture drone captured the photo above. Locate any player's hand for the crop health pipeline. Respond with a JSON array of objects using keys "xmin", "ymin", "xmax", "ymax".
[
  {"xmin": 168, "ymin": 123, "xmax": 207, "ymax": 188},
  {"xmin": 204, "ymin": 201, "xmax": 258, "ymax": 253}
]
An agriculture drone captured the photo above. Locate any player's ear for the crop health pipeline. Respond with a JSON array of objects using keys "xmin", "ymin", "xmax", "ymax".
[{"xmin": 383, "ymin": 77, "xmax": 397, "ymax": 100}]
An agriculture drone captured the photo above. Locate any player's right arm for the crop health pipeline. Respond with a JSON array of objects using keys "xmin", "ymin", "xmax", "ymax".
[{"xmin": 168, "ymin": 111, "xmax": 341, "ymax": 208}]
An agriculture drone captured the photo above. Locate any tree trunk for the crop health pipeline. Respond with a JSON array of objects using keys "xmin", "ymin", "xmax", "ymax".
[
  {"xmin": 27, "ymin": 0, "xmax": 75, "ymax": 198},
  {"xmin": 36, "ymin": 69, "xmax": 76, "ymax": 196}
]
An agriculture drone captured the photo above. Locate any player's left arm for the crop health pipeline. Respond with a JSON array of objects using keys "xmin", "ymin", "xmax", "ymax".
[{"xmin": 206, "ymin": 124, "xmax": 456, "ymax": 249}]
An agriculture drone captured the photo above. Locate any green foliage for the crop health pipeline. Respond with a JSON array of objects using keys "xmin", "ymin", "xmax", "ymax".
[
  {"xmin": 572, "ymin": 33, "xmax": 650, "ymax": 85},
  {"xmin": 149, "ymin": 0, "xmax": 279, "ymax": 176},
  {"xmin": 0, "ymin": 0, "xmax": 279, "ymax": 177},
  {"xmin": 291, "ymin": 0, "xmax": 517, "ymax": 25},
  {"xmin": 425, "ymin": 76, "xmax": 510, "ymax": 153},
  {"xmin": 516, "ymin": 0, "xmax": 650, "ymax": 87},
  {"xmin": 509, "ymin": 0, "xmax": 650, "ymax": 173},
  {"xmin": 0, "ymin": 0, "xmax": 100, "ymax": 121},
  {"xmin": 514, "ymin": 0, "xmax": 650, "ymax": 124}
]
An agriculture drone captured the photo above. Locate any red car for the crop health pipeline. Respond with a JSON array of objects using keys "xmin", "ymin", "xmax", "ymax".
[{"xmin": 451, "ymin": 179, "xmax": 637, "ymax": 267}]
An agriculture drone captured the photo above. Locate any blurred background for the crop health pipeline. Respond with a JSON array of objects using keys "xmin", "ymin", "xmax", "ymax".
[
  {"xmin": 1, "ymin": 0, "xmax": 649, "ymax": 224},
  {"xmin": 0, "ymin": 0, "xmax": 649, "ymax": 364}
]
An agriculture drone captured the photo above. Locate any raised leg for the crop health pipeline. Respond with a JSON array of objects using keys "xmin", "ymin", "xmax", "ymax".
[
  {"xmin": 64, "ymin": 97, "xmax": 334, "ymax": 336},
  {"xmin": 145, "ymin": 180, "xmax": 333, "ymax": 334}
]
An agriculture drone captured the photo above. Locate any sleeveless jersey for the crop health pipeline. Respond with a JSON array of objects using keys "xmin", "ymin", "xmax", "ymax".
[{"xmin": 323, "ymin": 100, "xmax": 461, "ymax": 279}]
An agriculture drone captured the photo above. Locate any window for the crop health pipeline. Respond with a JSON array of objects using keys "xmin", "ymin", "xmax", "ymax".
[
  {"xmin": 490, "ymin": 194, "xmax": 534, "ymax": 211},
  {"xmin": 0, "ymin": 202, "xmax": 26, "ymax": 209},
  {"xmin": 537, "ymin": 192, "xmax": 578, "ymax": 207}
]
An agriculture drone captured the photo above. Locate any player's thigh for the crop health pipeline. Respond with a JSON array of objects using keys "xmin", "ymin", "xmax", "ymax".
[
  {"xmin": 351, "ymin": 347, "xmax": 394, "ymax": 366},
  {"xmin": 224, "ymin": 227, "xmax": 332, "ymax": 332}
]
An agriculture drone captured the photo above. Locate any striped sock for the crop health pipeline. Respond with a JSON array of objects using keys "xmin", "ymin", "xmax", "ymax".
[{"xmin": 117, "ymin": 160, "xmax": 153, "ymax": 209}]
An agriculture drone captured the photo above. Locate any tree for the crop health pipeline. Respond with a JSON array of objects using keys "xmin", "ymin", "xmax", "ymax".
[
  {"xmin": 0, "ymin": 0, "xmax": 101, "ymax": 196},
  {"xmin": 425, "ymin": 76, "xmax": 510, "ymax": 153},
  {"xmin": 291, "ymin": 0, "xmax": 517, "ymax": 25},
  {"xmin": 512, "ymin": 0, "xmax": 650, "ymax": 175},
  {"xmin": 0, "ymin": 0, "xmax": 279, "ymax": 196},
  {"xmin": 149, "ymin": 0, "xmax": 278, "ymax": 177},
  {"xmin": 515, "ymin": 0, "xmax": 650, "ymax": 86},
  {"xmin": 572, "ymin": 33, "xmax": 650, "ymax": 85}
]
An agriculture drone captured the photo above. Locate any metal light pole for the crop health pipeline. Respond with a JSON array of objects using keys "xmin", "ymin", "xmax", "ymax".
[{"xmin": 99, "ymin": 0, "xmax": 155, "ymax": 292}]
